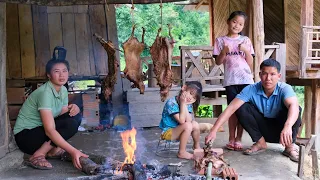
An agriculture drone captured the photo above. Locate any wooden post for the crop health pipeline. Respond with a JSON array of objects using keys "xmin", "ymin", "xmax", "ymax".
[
  {"xmin": 311, "ymin": 80, "xmax": 320, "ymax": 151},
  {"xmin": 303, "ymin": 86, "xmax": 312, "ymax": 138},
  {"xmin": 0, "ymin": 2, "xmax": 8, "ymax": 158},
  {"xmin": 106, "ymin": 4, "xmax": 124, "ymax": 116},
  {"xmin": 244, "ymin": 0, "xmax": 253, "ymax": 40},
  {"xmin": 148, "ymin": 64, "xmax": 157, "ymax": 88},
  {"xmin": 208, "ymin": 0, "xmax": 214, "ymax": 46},
  {"xmin": 252, "ymin": 0, "xmax": 265, "ymax": 82},
  {"xmin": 297, "ymin": 145, "xmax": 305, "ymax": 178},
  {"xmin": 275, "ymin": 43, "xmax": 286, "ymax": 82}
]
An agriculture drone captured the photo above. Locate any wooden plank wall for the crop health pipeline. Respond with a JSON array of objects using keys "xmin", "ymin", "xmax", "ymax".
[
  {"xmin": 0, "ymin": 2, "xmax": 8, "ymax": 158},
  {"xmin": 284, "ymin": 0, "xmax": 301, "ymax": 68},
  {"xmin": 6, "ymin": 4, "xmax": 110, "ymax": 78}
]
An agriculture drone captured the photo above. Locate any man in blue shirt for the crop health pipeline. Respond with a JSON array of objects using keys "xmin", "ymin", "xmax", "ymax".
[{"xmin": 205, "ymin": 59, "xmax": 301, "ymax": 162}]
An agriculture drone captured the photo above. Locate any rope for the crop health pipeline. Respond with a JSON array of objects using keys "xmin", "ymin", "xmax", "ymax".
[
  {"xmin": 105, "ymin": 0, "xmax": 110, "ymax": 11},
  {"xmin": 160, "ymin": 0, "xmax": 163, "ymax": 32},
  {"xmin": 130, "ymin": 0, "xmax": 135, "ymax": 27}
]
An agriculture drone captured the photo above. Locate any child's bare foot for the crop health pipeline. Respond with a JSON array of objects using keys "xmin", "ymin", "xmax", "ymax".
[{"xmin": 177, "ymin": 151, "xmax": 194, "ymax": 160}]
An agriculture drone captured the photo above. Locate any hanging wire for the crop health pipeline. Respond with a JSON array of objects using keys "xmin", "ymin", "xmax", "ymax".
[{"xmin": 130, "ymin": 0, "xmax": 135, "ymax": 27}]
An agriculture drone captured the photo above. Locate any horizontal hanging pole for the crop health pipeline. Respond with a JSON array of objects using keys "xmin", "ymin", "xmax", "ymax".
[{"xmin": 0, "ymin": 0, "xmax": 186, "ymax": 6}]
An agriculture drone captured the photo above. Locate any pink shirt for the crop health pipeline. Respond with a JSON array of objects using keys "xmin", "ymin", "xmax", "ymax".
[{"xmin": 213, "ymin": 35, "xmax": 254, "ymax": 87}]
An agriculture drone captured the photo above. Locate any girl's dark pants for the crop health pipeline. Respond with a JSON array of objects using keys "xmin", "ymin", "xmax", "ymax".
[
  {"xmin": 235, "ymin": 103, "xmax": 301, "ymax": 143},
  {"xmin": 15, "ymin": 113, "xmax": 80, "ymax": 155}
]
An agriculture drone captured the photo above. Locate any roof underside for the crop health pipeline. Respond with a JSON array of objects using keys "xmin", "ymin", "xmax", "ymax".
[{"xmin": 0, "ymin": 0, "xmax": 188, "ymax": 6}]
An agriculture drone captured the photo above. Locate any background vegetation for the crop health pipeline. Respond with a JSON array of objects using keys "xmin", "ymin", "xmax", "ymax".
[{"xmin": 116, "ymin": 3, "xmax": 210, "ymax": 71}]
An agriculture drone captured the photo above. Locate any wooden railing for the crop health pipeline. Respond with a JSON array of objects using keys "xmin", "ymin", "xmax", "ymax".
[
  {"xmin": 300, "ymin": 26, "xmax": 320, "ymax": 79},
  {"xmin": 136, "ymin": 44, "xmax": 286, "ymax": 90}
]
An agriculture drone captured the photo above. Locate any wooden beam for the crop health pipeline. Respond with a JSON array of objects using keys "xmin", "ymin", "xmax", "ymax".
[
  {"xmin": 311, "ymin": 80, "xmax": 320, "ymax": 134},
  {"xmin": 195, "ymin": 0, "xmax": 205, "ymax": 10},
  {"xmin": 252, "ymin": 0, "xmax": 264, "ymax": 82},
  {"xmin": 0, "ymin": 0, "xmax": 186, "ymax": 5},
  {"xmin": 106, "ymin": 4, "xmax": 124, "ymax": 116},
  {"xmin": 244, "ymin": 0, "xmax": 253, "ymax": 42},
  {"xmin": 0, "ymin": 2, "xmax": 8, "ymax": 158},
  {"xmin": 208, "ymin": 0, "xmax": 214, "ymax": 46}
]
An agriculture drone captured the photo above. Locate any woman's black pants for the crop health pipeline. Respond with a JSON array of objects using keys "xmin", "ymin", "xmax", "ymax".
[{"xmin": 15, "ymin": 113, "xmax": 79, "ymax": 155}]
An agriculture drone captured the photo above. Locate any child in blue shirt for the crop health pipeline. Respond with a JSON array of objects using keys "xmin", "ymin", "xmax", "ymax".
[{"xmin": 159, "ymin": 81, "xmax": 203, "ymax": 159}]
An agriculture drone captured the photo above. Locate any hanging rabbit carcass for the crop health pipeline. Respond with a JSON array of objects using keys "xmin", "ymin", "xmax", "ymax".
[
  {"xmin": 93, "ymin": 33, "xmax": 119, "ymax": 100},
  {"xmin": 150, "ymin": 25, "xmax": 175, "ymax": 102},
  {"xmin": 123, "ymin": 25, "xmax": 146, "ymax": 94}
]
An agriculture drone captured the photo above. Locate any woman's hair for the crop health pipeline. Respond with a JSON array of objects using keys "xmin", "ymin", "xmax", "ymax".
[
  {"xmin": 45, "ymin": 59, "xmax": 70, "ymax": 76},
  {"xmin": 178, "ymin": 81, "xmax": 203, "ymax": 113},
  {"xmin": 227, "ymin": 11, "xmax": 247, "ymax": 22}
]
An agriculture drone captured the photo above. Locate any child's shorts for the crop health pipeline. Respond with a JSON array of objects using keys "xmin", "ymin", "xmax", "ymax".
[{"xmin": 161, "ymin": 129, "xmax": 173, "ymax": 140}]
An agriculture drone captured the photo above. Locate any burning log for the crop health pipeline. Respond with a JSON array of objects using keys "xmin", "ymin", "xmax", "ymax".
[
  {"xmin": 93, "ymin": 33, "xmax": 119, "ymax": 101},
  {"xmin": 61, "ymin": 152, "xmax": 103, "ymax": 175},
  {"xmin": 150, "ymin": 24, "xmax": 174, "ymax": 102}
]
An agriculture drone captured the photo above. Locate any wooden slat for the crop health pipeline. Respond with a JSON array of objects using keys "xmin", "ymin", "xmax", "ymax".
[
  {"xmin": 74, "ymin": 5, "xmax": 88, "ymax": 13},
  {"xmin": 0, "ymin": 2, "xmax": 8, "ymax": 157},
  {"xmin": 48, "ymin": 12, "xmax": 63, "ymax": 55},
  {"xmin": 88, "ymin": 5, "xmax": 108, "ymax": 75},
  {"xmin": 18, "ymin": 4, "xmax": 35, "ymax": 78},
  {"xmin": 75, "ymin": 13, "xmax": 90, "ymax": 76},
  {"xmin": 60, "ymin": 6, "xmax": 73, "ymax": 13},
  {"xmin": 180, "ymin": 46, "xmax": 214, "ymax": 51},
  {"xmin": 185, "ymin": 50, "xmax": 208, "ymax": 77},
  {"xmin": 32, "ymin": 5, "xmax": 51, "ymax": 77},
  {"xmin": 6, "ymin": 3, "xmax": 21, "ymax": 78},
  {"xmin": 87, "ymin": 12, "xmax": 96, "ymax": 75},
  {"xmin": 62, "ymin": 13, "xmax": 78, "ymax": 75},
  {"xmin": 46, "ymin": 6, "xmax": 60, "ymax": 13}
]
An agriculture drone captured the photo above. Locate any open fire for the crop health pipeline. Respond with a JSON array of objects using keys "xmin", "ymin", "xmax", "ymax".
[{"xmin": 120, "ymin": 127, "xmax": 137, "ymax": 165}]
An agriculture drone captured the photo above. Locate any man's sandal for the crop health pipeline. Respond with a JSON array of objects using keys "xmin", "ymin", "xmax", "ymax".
[
  {"xmin": 243, "ymin": 144, "xmax": 266, "ymax": 155},
  {"xmin": 24, "ymin": 155, "xmax": 53, "ymax": 170},
  {"xmin": 282, "ymin": 148, "xmax": 299, "ymax": 162},
  {"xmin": 47, "ymin": 149, "xmax": 66, "ymax": 159}
]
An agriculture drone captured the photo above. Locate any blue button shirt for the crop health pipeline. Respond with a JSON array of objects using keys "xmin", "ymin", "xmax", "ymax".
[
  {"xmin": 236, "ymin": 82, "xmax": 296, "ymax": 118},
  {"xmin": 159, "ymin": 96, "xmax": 193, "ymax": 132}
]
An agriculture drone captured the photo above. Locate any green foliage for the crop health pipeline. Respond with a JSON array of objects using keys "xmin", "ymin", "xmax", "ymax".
[
  {"xmin": 196, "ymin": 105, "xmax": 213, "ymax": 118},
  {"xmin": 116, "ymin": 3, "xmax": 210, "ymax": 70},
  {"xmin": 72, "ymin": 80, "xmax": 95, "ymax": 90}
]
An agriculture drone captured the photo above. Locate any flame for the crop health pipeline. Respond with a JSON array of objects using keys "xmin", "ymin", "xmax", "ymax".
[{"xmin": 120, "ymin": 127, "xmax": 137, "ymax": 164}]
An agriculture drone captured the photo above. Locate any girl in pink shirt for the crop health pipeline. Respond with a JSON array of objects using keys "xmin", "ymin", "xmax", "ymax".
[{"xmin": 213, "ymin": 11, "xmax": 254, "ymax": 151}]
